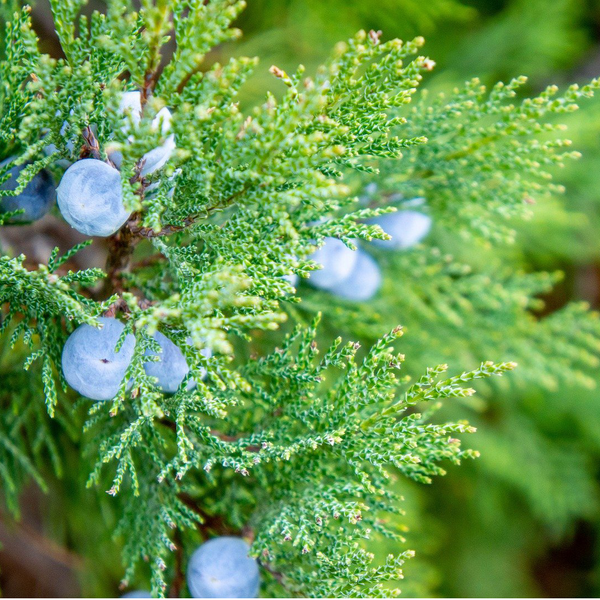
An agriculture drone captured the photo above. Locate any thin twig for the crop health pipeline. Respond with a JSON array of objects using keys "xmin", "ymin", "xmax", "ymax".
[
  {"xmin": 101, "ymin": 216, "xmax": 142, "ymax": 297},
  {"xmin": 79, "ymin": 126, "xmax": 102, "ymax": 160}
]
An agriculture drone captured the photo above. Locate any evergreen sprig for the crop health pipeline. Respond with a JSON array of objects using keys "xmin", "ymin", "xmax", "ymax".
[
  {"xmin": 0, "ymin": 0, "xmax": 597, "ymax": 597},
  {"xmin": 367, "ymin": 75, "xmax": 600, "ymax": 243}
]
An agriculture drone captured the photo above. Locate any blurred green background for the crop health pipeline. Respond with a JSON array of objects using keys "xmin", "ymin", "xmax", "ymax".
[{"xmin": 2, "ymin": 0, "xmax": 600, "ymax": 597}]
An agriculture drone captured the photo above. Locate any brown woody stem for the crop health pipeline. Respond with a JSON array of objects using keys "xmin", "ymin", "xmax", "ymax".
[{"xmin": 102, "ymin": 217, "xmax": 141, "ymax": 297}]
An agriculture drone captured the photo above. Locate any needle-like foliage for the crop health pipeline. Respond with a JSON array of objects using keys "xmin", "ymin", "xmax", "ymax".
[{"xmin": 0, "ymin": 0, "xmax": 598, "ymax": 597}]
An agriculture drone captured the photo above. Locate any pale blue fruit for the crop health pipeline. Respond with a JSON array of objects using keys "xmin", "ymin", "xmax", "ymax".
[
  {"xmin": 332, "ymin": 249, "xmax": 381, "ymax": 301},
  {"xmin": 140, "ymin": 126, "xmax": 175, "ymax": 176},
  {"xmin": 307, "ymin": 237, "xmax": 358, "ymax": 291},
  {"xmin": 119, "ymin": 92, "xmax": 145, "ymax": 126},
  {"xmin": 121, "ymin": 591, "xmax": 151, "ymax": 598},
  {"xmin": 144, "ymin": 332, "xmax": 210, "ymax": 393},
  {"xmin": 109, "ymin": 91, "xmax": 175, "ymax": 175},
  {"xmin": 187, "ymin": 537, "xmax": 260, "ymax": 598},
  {"xmin": 62, "ymin": 317, "xmax": 135, "ymax": 401},
  {"xmin": 0, "ymin": 159, "xmax": 55, "ymax": 223},
  {"xmin": 370, "ymin": 210, "xmax": 432, "ymax": 250},
  {"xmin": 57, "ymin": 159, "xmax": 130, "ymax": 237}
]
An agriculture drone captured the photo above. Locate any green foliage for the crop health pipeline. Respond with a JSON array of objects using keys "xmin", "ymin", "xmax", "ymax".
[
  {"xmin": 301, "ymin": 247, "xmax": 600, "ymax": 391},
  {"xmin": 239, "ymin": 0, "xmax": 475, "ymax": 40},
  {"xmin": 1, "ymin": 0, "xmax": 599, "ymax": 597},
  {"xmin": 213, "ymin": 0, "xmax": 600, "ymax": 597},
  {"xmin": 370, "ymin": 75, "xmax": 600, "ymax": 243},
  {"xmin": 445, "ymin": 0, "xmax": 588, "ymax": 82},
  {"xmin": 228, "ymin": 0, "xmax": 476, "ymax": 105}
]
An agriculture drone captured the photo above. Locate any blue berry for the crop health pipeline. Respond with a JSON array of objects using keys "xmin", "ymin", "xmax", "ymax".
[
  {"xmin": 121, "ymin": 591, "xmax": 151, "ymax": 598},
  {"xmin": 369, "ymin": 210, "xmax": 432, "ymax": 250},
  {"xmin": 119, "ymin": 91, "xmax": 145, "ymax": 125},
  {"xmin": 307, "ymin": 237, "xmax": 358, "ymax": 291},
  {"xmin": 331, "ymin": 249, "xmax": 381, "ymax": 301},
  {"xmin": 0, "ymin": 159, "xmax": 55, "ymax": 223},
  {"xmin": 62, "ymin": 317, "xmax": 135, "ymax": 401},
  {"xmin": 144, "ymin": 332, "xmax": 210, "ymax": 393},
  {"xmin": 109, "ymin": 91, "xmax": 175, "ymax": 175},
  {"xmin": 187, "ymin": 537, "xmax": 260, "ymax": 598},
  {"xmin": 57, "ymin": 159, "xmax": 130, "ymax": 237}
]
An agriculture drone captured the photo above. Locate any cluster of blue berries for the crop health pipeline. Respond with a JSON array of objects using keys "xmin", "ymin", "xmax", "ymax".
[
  {"xmin": 108, "ymin": 91, "xmax": 175, "ymax": 176},
  {"xmin": 0, "ymin": 91, "xmax": 188, "ymax": 401},
  {"xmin": 1, "ymin": 90, "xmax": 174, "ymax": 235},
  {"xmin": 305, "ymin": 206, "xmax": 432, "ymax": 301},
  {"xmin": 122, "ymin": 537, "xmax": 260, "ymax": 599},
  {"xmin": 62, "ymin": 317, "xmax": 207, "ymax": 401}
]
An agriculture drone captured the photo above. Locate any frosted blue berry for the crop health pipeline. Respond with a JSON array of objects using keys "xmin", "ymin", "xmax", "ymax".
[
  {"xmin": 57, "ymin": 159, "xmax": 130, "ymax": 237},
  {"xmin": 187, "ymin": 537, "xmax": 260, "ymax": 598},
  {"xmin": 121, "ymin": 591, "xmax": 151, "ymax": 598},
  {"xmin": 119, "ymin": 91, "xmax": 145, "ymax": 125},
  {"xmin": 0, "ymin": 159, "xmax": 55, "ymax": 223},
  {"xmin": 307, "ymin": 237, "xmax": 358, "ymax": 291},
  {"xmin": 369, "ymin": 210, "xmax": 432, "ymax": 250},
  {"xmin": 62, "ymin": 317, "xmax": 135, "ymax": 401},
  {"xmin": 140, "ymin": 115, "xmax": 175, "ymax": 175},
  {"xmin": 109, "ymin": 91, "xmax": 176, "ymax": 175},
  {"xmin": 144, "ymin": 332, "xmax": 209, "ymax": 393},
  {"xmin": 331, "ymin": 249, "xmax": 381, "ymax": 301}
]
